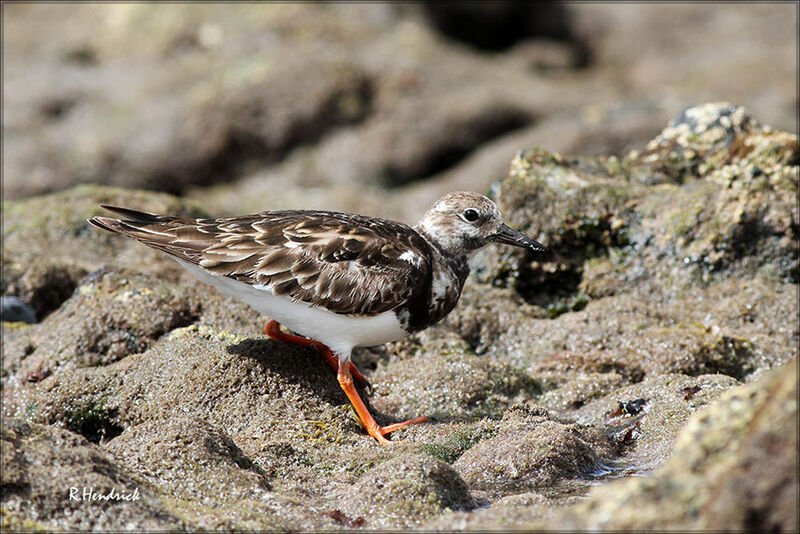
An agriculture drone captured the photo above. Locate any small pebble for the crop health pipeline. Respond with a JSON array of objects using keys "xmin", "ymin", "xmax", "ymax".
[{"xmin": 1, "ymin": 296, "xmax": 37, "ymax": 324}]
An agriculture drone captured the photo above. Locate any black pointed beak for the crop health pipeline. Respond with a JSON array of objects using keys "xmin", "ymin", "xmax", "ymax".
[{"xmin": 492, "ymin": 223, "xmax": 548, "ymax": 253}]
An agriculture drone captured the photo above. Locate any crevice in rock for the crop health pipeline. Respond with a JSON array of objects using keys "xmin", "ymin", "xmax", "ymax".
[
  {"xmin": 64, "ymin": 405, "xmax": 125, "ymax": 444},
  {"xmin": 679, "ymin": 336, "xmax": 756, "ymax": 381},
  {"xmin": 513, "ymin": 259, "xmax": 583, "ymax": 312},
  {"xmin": 151, "ymin": 309, "xmax": 202, "ymax": 342},
  {"xmin": 3, "ymin": 265, "xmax": 87, "ymax": 322},
  {"xmin": 511, "ymin": 212, "xmax": 630, "ymax": 314},
  {"xmin": 382, "ymin": 108, "xmax": 532, "ymax": 187},
  {"xmin": 422, "ymin": 1, "xmax": 590, "ymax": 63},
  {"xmin": 147, "ymin": 77, "xmax": 375, "ymax": 195},
  {"xmin": 39, "ymin": 96, "xmax": 79, "ymax": 121},
  {"xmin": 62, "ymin": 45, "xmax": 98, "ymax": 66}
]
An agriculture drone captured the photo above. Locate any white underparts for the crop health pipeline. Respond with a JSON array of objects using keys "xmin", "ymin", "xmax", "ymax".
[{"xmin": 176, "ymin": 260, "xmax": 408, "ymax": 359}]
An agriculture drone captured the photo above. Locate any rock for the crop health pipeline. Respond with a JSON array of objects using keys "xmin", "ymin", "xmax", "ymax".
[
  {"xmin": 104, "ymin": 416, "xmax": 324, "ymax": 530},
  {"xmin": 493, "ymin": 116, "xmax": 795, "ymax": 311},
  {"xmin": 2, "ymin": 4, "xmax": 380, "ymax": 199},
  {"xmin": 1, "ymin": 4, "xmax": 553, "ymax": 200},
  {"xmin": 0, "ymin": 416, "xmax": 324, "ymax": 531},
  {"xmin": 1, "ymin": 184, "xmax": 208, "ymax": 319},
  {"xmin": 1, "ymin": 418, "xmax": 182, "ymax": 531},
  {"xmin": 2, "ymin": 267, "xmax": 262, "ymax": 387},
  {"xmin": 563, "ymin": 373, "xmax": 740, "ymax": 472},
  {"xmin": 465, "ymin": 103, "xmax": 797, "ymax": 385},
  {"xmin": 106, "ymin": 416, "xmax": 268, "ymax": 500},
  {"xmin": 190, "ymin": 100, "xmax": 674, "ymax": 226},
  {"xmin": 628, "ymin": 103, "xmax": 798, "ymax": 279},
  {"xmin": 485, "ymin": 102, "xmax": 797, "ymax": 296},
  {"xmin": 453, "ymin": 405, "xmax": 616, "ymax": 497},
  {"xmin": 0, "ymin": 296, "xmax": 36, "ymax": 324},
  {"xmin": 483, "ymin": 146, "xmax": 634, "ymax": 310},
  {"xmin": 421, "ymin": 491, "xmax": 572, "ymax": 531},
  {"xmin": 414, "ymin": 418, "xmax": 501, "ymax": 465},
  {"xmin": 567, "ymin": 4, "xmax": 797, "ymax": 132},
  {"xmin": 15, "ymin": 3, "xmax": 783, "ymax": 203},
  {"xmin": 371, "ymin": 325, "xmax": 543, "ymax": 421},
  {"xmin": 527, "ymin": 360, "xmax": 798, "ymax": 531},
  {"xmin": 420, "ymin": 2, "xmax": 578, "ymax": 52},
  {"xmin": 2, "ymin": 325, "xmax": 353, "ymax": 444},
  {"xmin": 336, "ymin": 453, "xmax": 475, "ymax": 529},
  {"xmin": 3, "ymin": 269, "xmax": 201, "ymax": 379}
]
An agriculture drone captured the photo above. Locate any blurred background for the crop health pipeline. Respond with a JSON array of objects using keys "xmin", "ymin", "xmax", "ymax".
[{"xmin": 3, "ymin": 2, "xmax": 797, "ymax": 222}]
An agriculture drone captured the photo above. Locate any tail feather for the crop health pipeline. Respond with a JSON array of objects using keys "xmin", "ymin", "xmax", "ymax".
[
  {"xmin": 87, "ymin": 216, "xmax": 127, "ymax": 234},
  {"xmin": 87, "ymin": 214, "xmax": 204, "ymax": 264},
  {"xmin": 98, "ymin": 205, "xmax": 171, "ymax": 224},
  {"xmin": 87, "ymin": 216, "xmax": 171, "ymax": 237},
  {"xmin": 87, "ymin": 216, "xmax": 152, "ymax": 237}
]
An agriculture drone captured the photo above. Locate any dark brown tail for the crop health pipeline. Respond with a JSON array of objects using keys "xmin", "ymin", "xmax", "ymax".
[
  {"xmin": 97, "ymin": 205, "xmax": 171, "ymax": 223},
  {"xmin": 87, "ymin": 206, "xmax": 204, "ymax": 264},
  {"xmin": 87, "ymin": 205, "xmax": 175, "ymax": 234}
]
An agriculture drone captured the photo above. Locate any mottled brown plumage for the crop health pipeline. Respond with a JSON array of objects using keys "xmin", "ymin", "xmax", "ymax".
[
  {"xmin": 88, "ymin": 192, "xmax": 548, "ymax": 329},
  {"xmin": 90, "ymin": 208, "xmax": 432, "ymax": 316}
]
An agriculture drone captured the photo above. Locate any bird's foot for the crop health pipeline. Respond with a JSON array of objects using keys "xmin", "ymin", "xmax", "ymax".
[
  {"xmin": 364, "ymin": 416, "xmax": 431, "ymax": 444},
  {"xmin": 337, "ymin": 360, "xmax": 429, "ymax": 444}
]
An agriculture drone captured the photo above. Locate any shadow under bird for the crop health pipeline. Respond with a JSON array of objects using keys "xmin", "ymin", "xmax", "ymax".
[{"xmin": 88, "ymin": 191, "xmax": 548, "ymax": 444}]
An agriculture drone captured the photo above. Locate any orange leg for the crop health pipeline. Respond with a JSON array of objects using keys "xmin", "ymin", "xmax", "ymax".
[
  {"xmin": 264, "ymin": 320, "xmax": 429, "ymax": 443},
  {"xmin": 264, "ymin": 320, "xmax": 370, "ymax": 390},
  {"xmin": 336, "ymin": 358, "xmax": 429, "ymax": 444}
]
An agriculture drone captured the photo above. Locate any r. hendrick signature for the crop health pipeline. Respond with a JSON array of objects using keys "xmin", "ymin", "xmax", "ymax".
[{"xmin": 69, "ymin": 486, "xmax": 141, "ymax": 502}]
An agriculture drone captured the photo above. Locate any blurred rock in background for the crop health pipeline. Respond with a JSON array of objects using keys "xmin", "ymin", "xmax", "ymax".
[{"xmin": 3, "ymin": 3, "xmax": 796, "ymax": 221}]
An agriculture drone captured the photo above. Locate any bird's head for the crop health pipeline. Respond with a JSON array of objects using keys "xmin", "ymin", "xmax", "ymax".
[{"xmin": 414, "ymin": 191, "xmax": 548, "ymax": 257}]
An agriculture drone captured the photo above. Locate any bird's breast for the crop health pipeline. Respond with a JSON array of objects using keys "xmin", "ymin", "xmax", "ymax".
[{"xmin": 401, "ymin": 254, "xmax": 468, "ymax": 332}]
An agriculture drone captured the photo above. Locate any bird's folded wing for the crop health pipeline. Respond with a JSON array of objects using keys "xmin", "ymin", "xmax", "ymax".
[{"xmin": 90, "ymin": 209, "xmax": 431, "ymax": 316}]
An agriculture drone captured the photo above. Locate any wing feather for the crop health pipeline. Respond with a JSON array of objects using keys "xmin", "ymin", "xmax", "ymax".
[{"xmin": 88, "ymin": 208, "xmax": 431, "ymax": 316}]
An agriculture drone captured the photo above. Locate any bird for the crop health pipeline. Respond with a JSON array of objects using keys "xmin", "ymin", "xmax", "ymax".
[{"xmin": 88, "ymin": 191, "xmax": 548, "ymax": 444}]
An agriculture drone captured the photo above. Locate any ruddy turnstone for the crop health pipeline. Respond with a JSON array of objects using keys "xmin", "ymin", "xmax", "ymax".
[{"xmin": 88, "ymin": 191, "xmax": 547, "ymax": 444}]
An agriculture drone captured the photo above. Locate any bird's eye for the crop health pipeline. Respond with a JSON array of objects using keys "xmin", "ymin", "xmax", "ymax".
[{"xmin": 462, "ymin": 208, "xmax": 480, "ymax": 222}]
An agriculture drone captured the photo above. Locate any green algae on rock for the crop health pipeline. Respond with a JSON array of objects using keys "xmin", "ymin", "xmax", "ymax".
[{"xmin": 485, "ymin": 102, "xmax": 797, "ymax": 309}]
